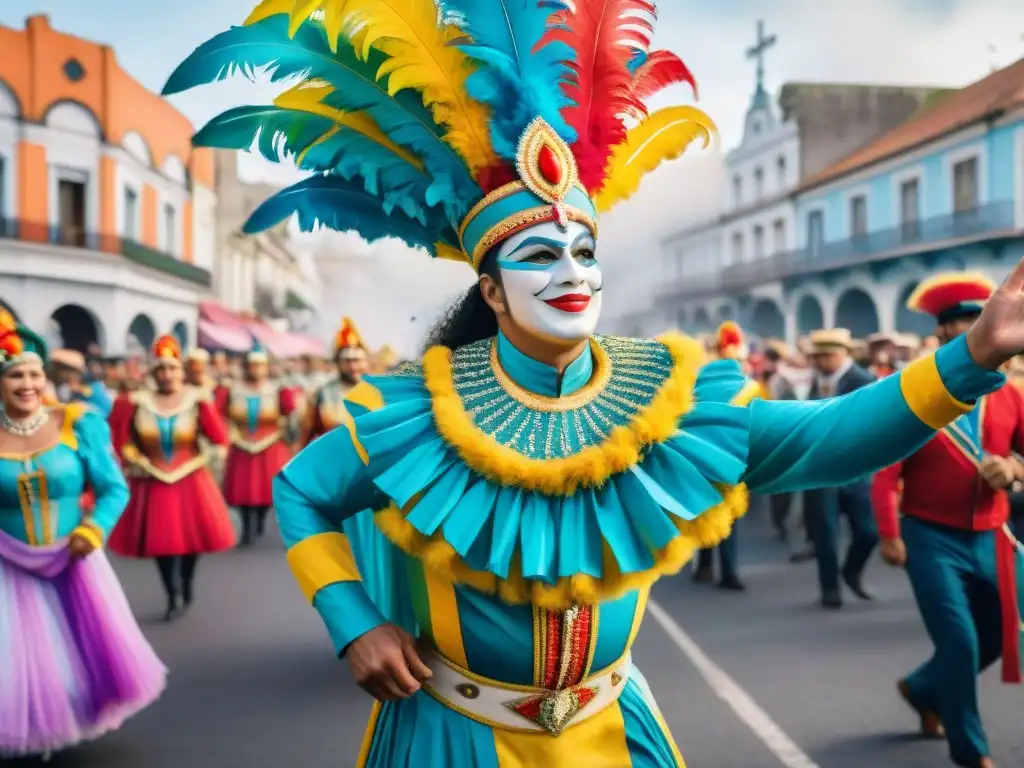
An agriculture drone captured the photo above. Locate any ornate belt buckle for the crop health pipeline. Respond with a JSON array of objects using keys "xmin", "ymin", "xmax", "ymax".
[{"xmin": 505, "ymin": 685, "xmax": 599, "ymax": 736}]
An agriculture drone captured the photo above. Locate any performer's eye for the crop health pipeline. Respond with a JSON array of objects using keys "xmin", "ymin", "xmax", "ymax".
[
  {"xmin": 523, "ymin": 250, "xmax": 557, "ymax": 264},
  {"xmin": 574, "ymin": 249, "xmax": 595, "ymax": 263}
]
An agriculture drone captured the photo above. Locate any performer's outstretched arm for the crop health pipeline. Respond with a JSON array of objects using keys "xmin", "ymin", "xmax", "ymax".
[
  {"xmin": 273, "ymin": 426, "xmax": 388, "ymax": 655},
  {"xmin": 73, "ymin": 408, "xmax": 130, "ymax": 546},
  {"xmin": 742, "ymin": 335, "xmax": 1004, "ymax": 495}
]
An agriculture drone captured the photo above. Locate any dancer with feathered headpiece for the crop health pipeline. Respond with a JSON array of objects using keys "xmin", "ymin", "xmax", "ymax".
[{"xmin": 167, "ymin": 2, "xmax": 1024, "ymax": 765}]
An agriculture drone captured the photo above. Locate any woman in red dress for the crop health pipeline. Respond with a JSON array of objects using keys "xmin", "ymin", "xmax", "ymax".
[
  {"xmin": 107, "ymin": 336, "xmax": 236, "ymax": 621},
  {"xmin": 217, "ymin": 342, "xmax": 296, "ymax": 545}
]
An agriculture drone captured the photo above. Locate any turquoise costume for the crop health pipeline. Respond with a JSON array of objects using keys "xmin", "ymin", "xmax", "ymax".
[
  {"xmin": 0, "ymin": 314, "xmax": 165, "ymax": 757},
  {"xmin": 272, "ymin": 331, "xmax": 1001, "ymax": 767},
  {"xmin": 163, "ymin": 1, "xmax": 1006, "ymax": 764}
]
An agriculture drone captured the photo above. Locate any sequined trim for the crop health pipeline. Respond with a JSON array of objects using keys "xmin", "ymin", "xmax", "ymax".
[
  {"xmin": 450, "ymin": 335, "xmax": 676, "ymax": 460},
  {"xmin": 16, "ymin": 469, "xmax": 51, "ymax": 545},
  {"xmin": 516, "ymin": 118, "xmax": 580, "ymax": 205},
  {"xmin": 532, "ymin": 605, "xmax": 595, "ymax": 690}
]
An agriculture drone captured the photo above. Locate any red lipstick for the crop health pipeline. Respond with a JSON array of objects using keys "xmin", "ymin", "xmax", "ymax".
[{"xmin": 543, "ymin": 294, "xmax": 591, "ymax": 313}]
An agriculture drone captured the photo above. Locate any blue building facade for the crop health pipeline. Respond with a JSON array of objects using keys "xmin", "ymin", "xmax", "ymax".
[{"xmin": 710, "ymin": 61, "xmax": 1024, "ymax": 344}]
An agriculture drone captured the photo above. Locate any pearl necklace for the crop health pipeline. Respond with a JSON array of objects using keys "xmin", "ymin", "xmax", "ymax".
[{"xmin": 1, "ymin": 407, "xmax": 50, "ymax": 437}]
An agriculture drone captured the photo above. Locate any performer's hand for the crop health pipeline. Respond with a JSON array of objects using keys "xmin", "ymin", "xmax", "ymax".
[
  {"xmin": 68, "ymin": 532, "xmax": 97, "ymax": 559},
  {"xmin": 879, "ymin": 538, "xmax": 906, "ymax": 567},
  {"xmin": 347, "ymin": 624, "xmax": 433, "ymax": 701},
  {"xmin": 980, "ymin": 455, "xmax": 1016, "ymax": 490},
  {"xmin": 967, "ymin": 257, "xmax": 1024, "ymax": 369}
]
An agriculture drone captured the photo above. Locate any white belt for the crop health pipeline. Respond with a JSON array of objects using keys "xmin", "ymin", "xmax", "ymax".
[{"xmin": 421, "ymin": 648, "xmax": 631, "ymax": 736}]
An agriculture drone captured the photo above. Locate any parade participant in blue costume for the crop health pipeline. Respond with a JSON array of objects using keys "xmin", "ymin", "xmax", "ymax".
[
  {"xmin": 873, "ymin": 273, "xmax": 1024, "ymax": 768},
  {"xmin": 693, "ymin": 322, "xmax": 760, "ymax": 591},
  {"xmin": 49, "ymin": 348, "xmax": 114, "ymax": 417},
  {"xmin": 167, "ymin": 2, "xmax": 1024, "ymax": 765},
  {"xmin": 0, "ymin": 312, "xmax": 165, "ymax": 758}
]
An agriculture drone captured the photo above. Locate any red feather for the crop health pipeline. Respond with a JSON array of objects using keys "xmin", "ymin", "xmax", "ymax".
[
  {"xmin": 632, "ymin": 50, "xmax": 697, "ymax": 101},
  {"xmin": 0, "ymin": 331, "xmax": 24, "ymax": 358},
  {"xmin": 548, "ymin": 0, "xmax": 656, "ymax": 192},
  {"xmin": 716, "ymin": 322, "xmax": 743, "ymax": 349}
]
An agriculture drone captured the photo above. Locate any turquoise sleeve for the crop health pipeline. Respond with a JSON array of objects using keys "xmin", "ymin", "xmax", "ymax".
[
  {"xmin": 743, "ymin": 335, "xmax": 1004, "ymax": 495},
  {"xmin": 314, "ymin": 581, "xmax": 387, "ymax": 657},
  {"xmin": 273, "ymin": 426, "xmax": 386, "ymax": 549},
  {"xmin": 84, "ymin": 385, "xmax": 113, "ymax": 418},
  {"xmin": 76, "ymin": 411, "xmax": 129, "ymax": 536}
]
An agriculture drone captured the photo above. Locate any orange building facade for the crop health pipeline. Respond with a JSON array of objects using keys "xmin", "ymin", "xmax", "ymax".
[{"xmin": 0, "ymin": 14, "xmax": 217, "ymax": 355}]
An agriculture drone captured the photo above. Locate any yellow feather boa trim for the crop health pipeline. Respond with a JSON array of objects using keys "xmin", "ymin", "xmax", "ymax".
[
  {"xmin": 420, "ymin": 332, "xmax": 704, "ymax": 495},
  {"xmin": 375, "ymin": 484, "xmax": 750, "ymax": 610}
]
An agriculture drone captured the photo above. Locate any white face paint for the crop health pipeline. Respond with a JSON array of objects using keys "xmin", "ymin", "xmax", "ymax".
[{"xmin": 494, "ymin": 221, "xmax": 602, "ymax": 343}]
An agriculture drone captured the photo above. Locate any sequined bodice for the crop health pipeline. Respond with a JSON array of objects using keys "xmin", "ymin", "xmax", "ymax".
[{"xmin": 228, "ymin": 385, "xmax": 281, "ymax": 435}]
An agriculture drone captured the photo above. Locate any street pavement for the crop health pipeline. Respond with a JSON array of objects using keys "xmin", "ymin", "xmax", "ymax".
[{"xmin": 13, "ymin": 505, "xmax": 1024, "ymax": 768}]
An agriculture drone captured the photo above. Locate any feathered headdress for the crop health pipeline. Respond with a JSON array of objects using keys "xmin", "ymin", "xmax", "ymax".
[
  {"xmin": 151, "ymin": 335, "xmax": 184, "ymax": 368},
  {"xmin": 715, "ymin": 321, "xmax": 745, "ymax": 360},
  {"xmin": 163, "ymin": 0, "xmax": 715, "ymax": 272},
  {"xmin": 906, "ymin": 271, "xmax": 995, "ymax": 323},
  {"xmin": 335, "ymin": 316, "xmax": 367, "ymax": 359},
  {"xmin": 0, "ymin": 310, "xmax": 47, "ymax": 373}
]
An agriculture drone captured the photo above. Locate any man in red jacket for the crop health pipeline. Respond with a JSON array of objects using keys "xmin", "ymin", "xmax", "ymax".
[{"xmin": 872, "ymin": 272, "xmax": 1024, "ymax": 768}]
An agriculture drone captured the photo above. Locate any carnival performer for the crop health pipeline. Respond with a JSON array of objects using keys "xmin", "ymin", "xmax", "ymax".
[
  {"xmin": 301, "ymin": 318, "xmax": 372, "ymax": 447},
  {"xmin": 694, "ymin": 322, "xmax": 760, "ymax": 590},
  {"xmin": 48, "ymin": 348, "xmax": 114, "ymax": 417},
  {"xmin": 0, "ymin": 312, "xmax": 165, "ymax": 758},
  {"xmin": 107, "ymin": 336, "xmax": 236, "ymax": 621},
  {"xmin": 167, "ymin": 3, "xmax": 1024, "ymax": 766},
  {"xmin": 217, "ymin": 340, "xmax": 296, "ymax": 546},
  {"xmin": 872, "ymin": 273, "xmax": 1024, "ymax": 768},
  {"xmin": 185, "ymin": 347, "xmax": 217, "ymax": 397}
]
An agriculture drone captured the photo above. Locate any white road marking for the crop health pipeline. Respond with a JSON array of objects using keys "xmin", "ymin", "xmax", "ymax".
[{"xmin": 647, "ymin": 598, "xmax": 821, "ymax": 768}]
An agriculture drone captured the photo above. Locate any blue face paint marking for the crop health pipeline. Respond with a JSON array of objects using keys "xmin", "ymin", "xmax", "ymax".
[{"xmin": 498, "ymin": 232, "xmax": 599, "ymax": 271}]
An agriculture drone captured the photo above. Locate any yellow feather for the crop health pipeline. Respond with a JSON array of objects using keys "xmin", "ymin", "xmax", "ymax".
[
  {"xmin": 273, "ymin": 83, "xmax": 425, "ymax": 170},
  {"xmin": 595, "ymin": 106, "xmax": 718, "ymax": 214},
  {"xmin": 244, "ymin": 0, "xmax": 348, "ymax": 50},
  {"xmin": 243, "ymin": 0, "xmax": 293, "ymax": 26},
  {"xmin": 434, "ymin": 242, "xmax": 470, "ymax": 264},
  {"xmin": 322, "ymin": 0, "xmax": 497, "ymax": 176}
]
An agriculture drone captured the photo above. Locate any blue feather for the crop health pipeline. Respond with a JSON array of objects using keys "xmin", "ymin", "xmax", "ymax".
[
  {"xmin": 192, "ymin": 105, "xmax": 336, "ymax": 163},
  {"xmin": 243, "ymin": 175, "xmax": 455, "ymax": 258},
  {"xmin": 194, "ymin": 105, "xmax": 446, "ymax": 228},
  {"xmin": 628, "ymin": 50, "xmax": 648, "ymax": 73},
  {"xmin": 438, "ymin": 0, "xmax": 577, "ymax": 158},
  {"xmin": 164, "ymin": 16, "xmax": 480, "ymax": 225}
]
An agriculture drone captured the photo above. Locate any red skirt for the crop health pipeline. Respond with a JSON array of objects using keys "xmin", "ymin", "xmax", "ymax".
[
  {"xmin": 222, "ymin": 441, "xmax": 291, "ymax": 507},
  {"xmin": 107, "ymin": 469, "xmax": 237, "ymax": 558}
]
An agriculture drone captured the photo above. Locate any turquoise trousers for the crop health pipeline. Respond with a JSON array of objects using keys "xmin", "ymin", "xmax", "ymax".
[{"xmin": 901, "ymin": 516, "xmax": 1023, "ymax": 765}]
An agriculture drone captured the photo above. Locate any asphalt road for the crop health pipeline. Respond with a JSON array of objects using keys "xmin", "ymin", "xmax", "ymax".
[{"xmin": 13, "ymin": 504, "xmax": 1024, "ymax": 768}]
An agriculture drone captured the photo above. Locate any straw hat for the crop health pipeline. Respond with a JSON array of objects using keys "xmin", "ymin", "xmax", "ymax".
[{"xmin": 808, "ymin": 328, "xmax": 854, "ymax": 355}]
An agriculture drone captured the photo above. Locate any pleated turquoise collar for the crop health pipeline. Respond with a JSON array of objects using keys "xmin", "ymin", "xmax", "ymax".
[{"xmin": 495, "ymin": 331, "xmax": 593, "ymax": 398}]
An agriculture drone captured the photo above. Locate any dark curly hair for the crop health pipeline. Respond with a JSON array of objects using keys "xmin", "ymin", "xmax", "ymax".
[{"xmin": 422, "ymin": 251, "xmax": 502, "ymax": 353}]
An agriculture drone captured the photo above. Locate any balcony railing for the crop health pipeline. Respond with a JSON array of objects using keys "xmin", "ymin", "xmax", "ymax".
[
  {"xmin": 659, "ymin": 201, "xmax": 1018, "ymax": 301},
  {"xmin": 0, "ymin": 218, "xmax": 212, "ymax": 287},
  {"xmin": 721, "ymin": 201, "xmax": 1017, "ymax": 290}
]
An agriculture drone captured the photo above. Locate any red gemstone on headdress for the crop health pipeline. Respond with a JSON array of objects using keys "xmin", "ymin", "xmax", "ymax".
[{"xmin": 538, "ymin": 144, "xmax": 563, "ymax": 185}]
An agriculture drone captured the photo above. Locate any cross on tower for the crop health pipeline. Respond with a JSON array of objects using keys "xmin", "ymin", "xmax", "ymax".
[{"xmin": 746, "ymin": 20, "xmax": 777, "ymax": 94}]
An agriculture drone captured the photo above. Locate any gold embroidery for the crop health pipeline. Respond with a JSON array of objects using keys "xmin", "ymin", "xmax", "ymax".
[
  {"xmin": 16, "ymin": 471, "xmax": 37, "ymax": 546},
  {"xmin": 489, "ymin": 338, "xmax": 612, "ymax": 413}
]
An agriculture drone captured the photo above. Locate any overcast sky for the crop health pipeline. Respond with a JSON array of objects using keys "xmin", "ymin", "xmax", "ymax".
[{"xmin": 4, "ymin": 1, "xmax": 1024, "ymax": 351}]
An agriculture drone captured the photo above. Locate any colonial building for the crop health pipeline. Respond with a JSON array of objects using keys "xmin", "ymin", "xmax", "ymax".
[
  {"xmin": 727, "ymin": 58, "xmax": 1024, "ymax": 342},
  {"xmin": 0, "ymin": 14, "xmax": 216, "ymax": 355},
  {"xmin": 647, "ymin": 21, "xmax": 952, "ymax": 339}
]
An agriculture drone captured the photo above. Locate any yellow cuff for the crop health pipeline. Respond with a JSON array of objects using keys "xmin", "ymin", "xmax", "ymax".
[
  {"xmin": 730, "ymin": 379, "xmax": 763, "ymax": 407},
  {"xmin": 72, "ymin": 524, "xmax": 103, "ymax": 550},
  {"xmin": 899, "ymin": 353, "xmax": 972, "ymax": 430},
  {"xmin": 122, "ymin": 444, "xmax": 141, "ymax": 463},
  {"xmin": 286, "ymin": 532, "xmax": 361, "ymax": 602}
]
